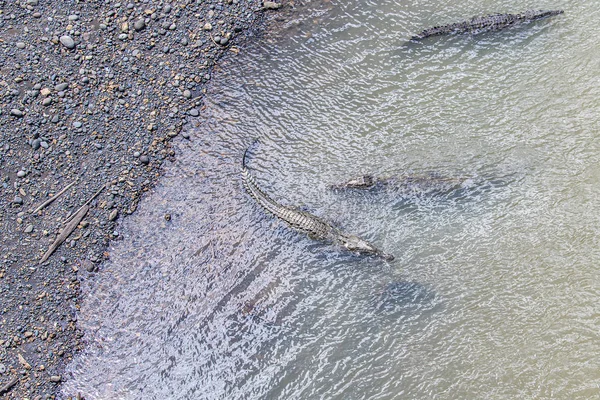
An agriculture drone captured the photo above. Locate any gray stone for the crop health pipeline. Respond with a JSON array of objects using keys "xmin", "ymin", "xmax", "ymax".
[
  {"xmin": 42, "ymin": 97, "xmax": 52, "ymax": 106},
  {"xmin": 16, "ymin": 42, "xmax": 26, "ymax": 49},
  {"xmin": 32, "ymin": 139, "xmax": 41, "ymax": 150},
  {"xmin": 264, "ymin": 1, "xmax": 282, "ymax": 9},
  {"xmin": 183, "ymin": 89, "xmax": 191, "ymax": 98},
  {"xmin": 13, "ymin": 196, "xmax": 23, "ymax": 205},
  {"xmin": 140, "ymin": 155, "xmax": 150, "ymax": 164},
  {"xmin": 55, "ymin": 83, "xmax": 68, "ymax": 91},
  {"xmin": 10, "ymin": 109, "xmax": 24, "ymax": 117},
  {"xmin": 108, "ymin": 209, "xmax": 119, "ymax": 221},
  {"xmin": 134, "ymin": 19, "xmax": 146, "ymax": 31},
  {"xmin": 189, "ymin": 108, "xmax": 199, "ymax": 117},
  {"xmin": 118, "ymin": 33, "xmax": 128, "ymax": 41},
  {"xmin": 59, "ymin": 35, "xmax": 76, "ymax": 49},
  {"xmin": 24, "ymin": 224, "xmax": 34, "ymax": 233},
  {"xmin": 17, "ymin": 170, "xmax": 26, "ymax": 178},
  {"xmin": 49, "ymin": 375, "xmax": 61, "ymax": 383},
  {"xmin": 73, "ymin": 121, "xmax": 82, "ymax": 128}
]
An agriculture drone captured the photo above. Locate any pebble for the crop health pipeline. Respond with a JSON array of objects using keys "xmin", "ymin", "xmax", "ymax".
[
  {"xmin": 13, "ymin": 196, "xmax": 24, "ymax": 205},
  {"xmin": 264, "ymin": 1, "xmax": 282, "ymax": 9},
  {"xmin": 17, "ymin": 170, "xmax": 26, "ymax": 178},
  {"xmin": 139, "ymin": 155, "xmax": 150, "ymax": 165},
  {"xmin": 10, "ymin": 109, "xmax": 24, "ymax": 117},
  {"xmin": 183, "ymin": 90, "xmax": 191, "ymax": 98},
  {"xmin": 16, "ymin": 42, "xmax": 26, "ymax": 49},
  {"xmin": 73, "ymin": 121, "xmax": 82, "ymax": 128},
  {"xmin": 55, "ymin": 83, "xmax": 68, "ymax": 91},
  {"xmin": 32, "ymin": 139, "xmax": 41, "ymax": 150},
  {"xmin": 0, "ymin": 363, "xmax": 5, "ymax": 373},
  {"xmin": 134, "ymin": 19, "xmax": 146, "ymax": 31},
  {"xmin": 59, "ymin": 35, "xmax": 76, "ymax": 49},
  {"xmin": 25, "ymin": 224, "xmax": 34, "ymax": 233},
  {"xmin": 108, "ymin": 209, "xmax": 119, "ymax": 221},
  {"xmin": 49, "ymin": 375, "xmax": 62, "ymax": 383},
  {"xmin": 189, "ymin": 108, "xmax": 199, "ymax": 117},
  {"xmin": 42, "ymin": 97, "xmax": 52, "ymax": 106}
]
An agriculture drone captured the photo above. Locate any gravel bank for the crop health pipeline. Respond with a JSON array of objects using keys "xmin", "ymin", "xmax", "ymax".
[{"xmin": 0, "ymin": 1, "xmax": 287, "ymax": 398}]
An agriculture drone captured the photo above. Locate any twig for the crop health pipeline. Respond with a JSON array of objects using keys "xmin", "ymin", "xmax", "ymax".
[
  {"xmin": 63, "ymin": 184, "xmax": 105, "ymax": 224},
  {"xmin": 30, "ymin": 181, "xmax": 76, "ymax": 214},
  {"xmin": 40, "ymin": 205, "xmax": 89, "ymax": 264},
  {"xmin": 0, "ymin": 377, "xmax": 18, "ymax": 395}
]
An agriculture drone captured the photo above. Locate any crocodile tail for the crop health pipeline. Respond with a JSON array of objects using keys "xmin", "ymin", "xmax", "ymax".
[
  {"xmin": 241, "ymin": 141, "xmax": 286, "ymax": 217},
  {"xmin": 242, "ymin": 138, "xmax": 260, "ymax": 170}
]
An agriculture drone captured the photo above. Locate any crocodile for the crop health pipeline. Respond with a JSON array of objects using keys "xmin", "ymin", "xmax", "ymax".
[
  {"xmin": 242, "ymin": 144, "xmax": 394, "ymax": 261},
  {"xmin": 331, "ymin": 173, "xmax": 474, "ymax": 197},
  {"xmin": 411, "ymin": 9, "xmax": 564, "ymax": 41}
]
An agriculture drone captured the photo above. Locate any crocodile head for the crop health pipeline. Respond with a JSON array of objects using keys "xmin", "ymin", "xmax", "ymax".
[{"xmin": 342, "ymin": 234, "xmax": 394, "ymax": 261}]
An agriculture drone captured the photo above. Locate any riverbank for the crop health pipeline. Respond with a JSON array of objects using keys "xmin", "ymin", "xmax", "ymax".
[{"xmin": 0, "ymin": 1, "xmax": 289, "ymax": 398}]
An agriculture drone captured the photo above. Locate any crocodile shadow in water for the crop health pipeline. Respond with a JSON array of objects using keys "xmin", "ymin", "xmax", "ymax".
[{"xmin": 368, "ymin": 280, "xmax": 440, "ymax": 321}]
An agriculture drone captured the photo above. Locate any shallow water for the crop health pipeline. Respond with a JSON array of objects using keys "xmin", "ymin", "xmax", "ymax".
[{"xmin": 64, "ymin": 1, "xmax": 600, "ymax": 399}]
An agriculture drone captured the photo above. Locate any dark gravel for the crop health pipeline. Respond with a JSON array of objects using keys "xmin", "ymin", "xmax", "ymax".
[{"xmin": 0, "ymin": 0, "xmax": 287, "ymax": 398}]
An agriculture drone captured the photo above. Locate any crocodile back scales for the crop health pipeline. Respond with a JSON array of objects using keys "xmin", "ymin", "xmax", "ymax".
[{"xmin": 241, "ymin": 165, "xmax": 339, "ymax": 241}]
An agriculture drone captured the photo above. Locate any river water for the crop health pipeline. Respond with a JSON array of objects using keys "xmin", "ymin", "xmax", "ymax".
[{"xmin": 63, "ymin": 1, "xmax": 600, "ymax": 399}]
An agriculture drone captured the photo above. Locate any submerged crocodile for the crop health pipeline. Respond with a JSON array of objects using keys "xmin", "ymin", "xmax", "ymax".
[
  {"xmin": 331, "ymin": 173, "xmax": 474, "ymax": 197},
  {"xmin": 411, "ymin": 9, "xmax": 564, "ymax": 41},
  {"xmin": 242, "ymin": 144, "xmax": 394, "ymax": 261}
]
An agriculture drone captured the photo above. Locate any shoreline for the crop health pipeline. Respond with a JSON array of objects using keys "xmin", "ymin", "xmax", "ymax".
[{"xmin": 0, "ymin": 1, "xmax": 292, "ymax": 398}]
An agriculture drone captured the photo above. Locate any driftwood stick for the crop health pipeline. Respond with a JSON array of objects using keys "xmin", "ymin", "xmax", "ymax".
[
  {"xmin": 0, "ymin": 377, "xmax": 18, "ymax": 395},
  {"xmin": 63, "ymin": 184, "xmax": 105, "ymax": 224},
  {"xmin": 30, "ymin": 181, "xmax": 76, "ymax": 214},
  {"xmin": 40, "ymin": 205, "xmax": 89, "ymax": 264}
]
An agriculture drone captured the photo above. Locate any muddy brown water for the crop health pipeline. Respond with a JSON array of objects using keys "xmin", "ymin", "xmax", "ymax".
[{"xmin": 64, "ymin": 1, "xmax": 600, "ymax": 398}]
